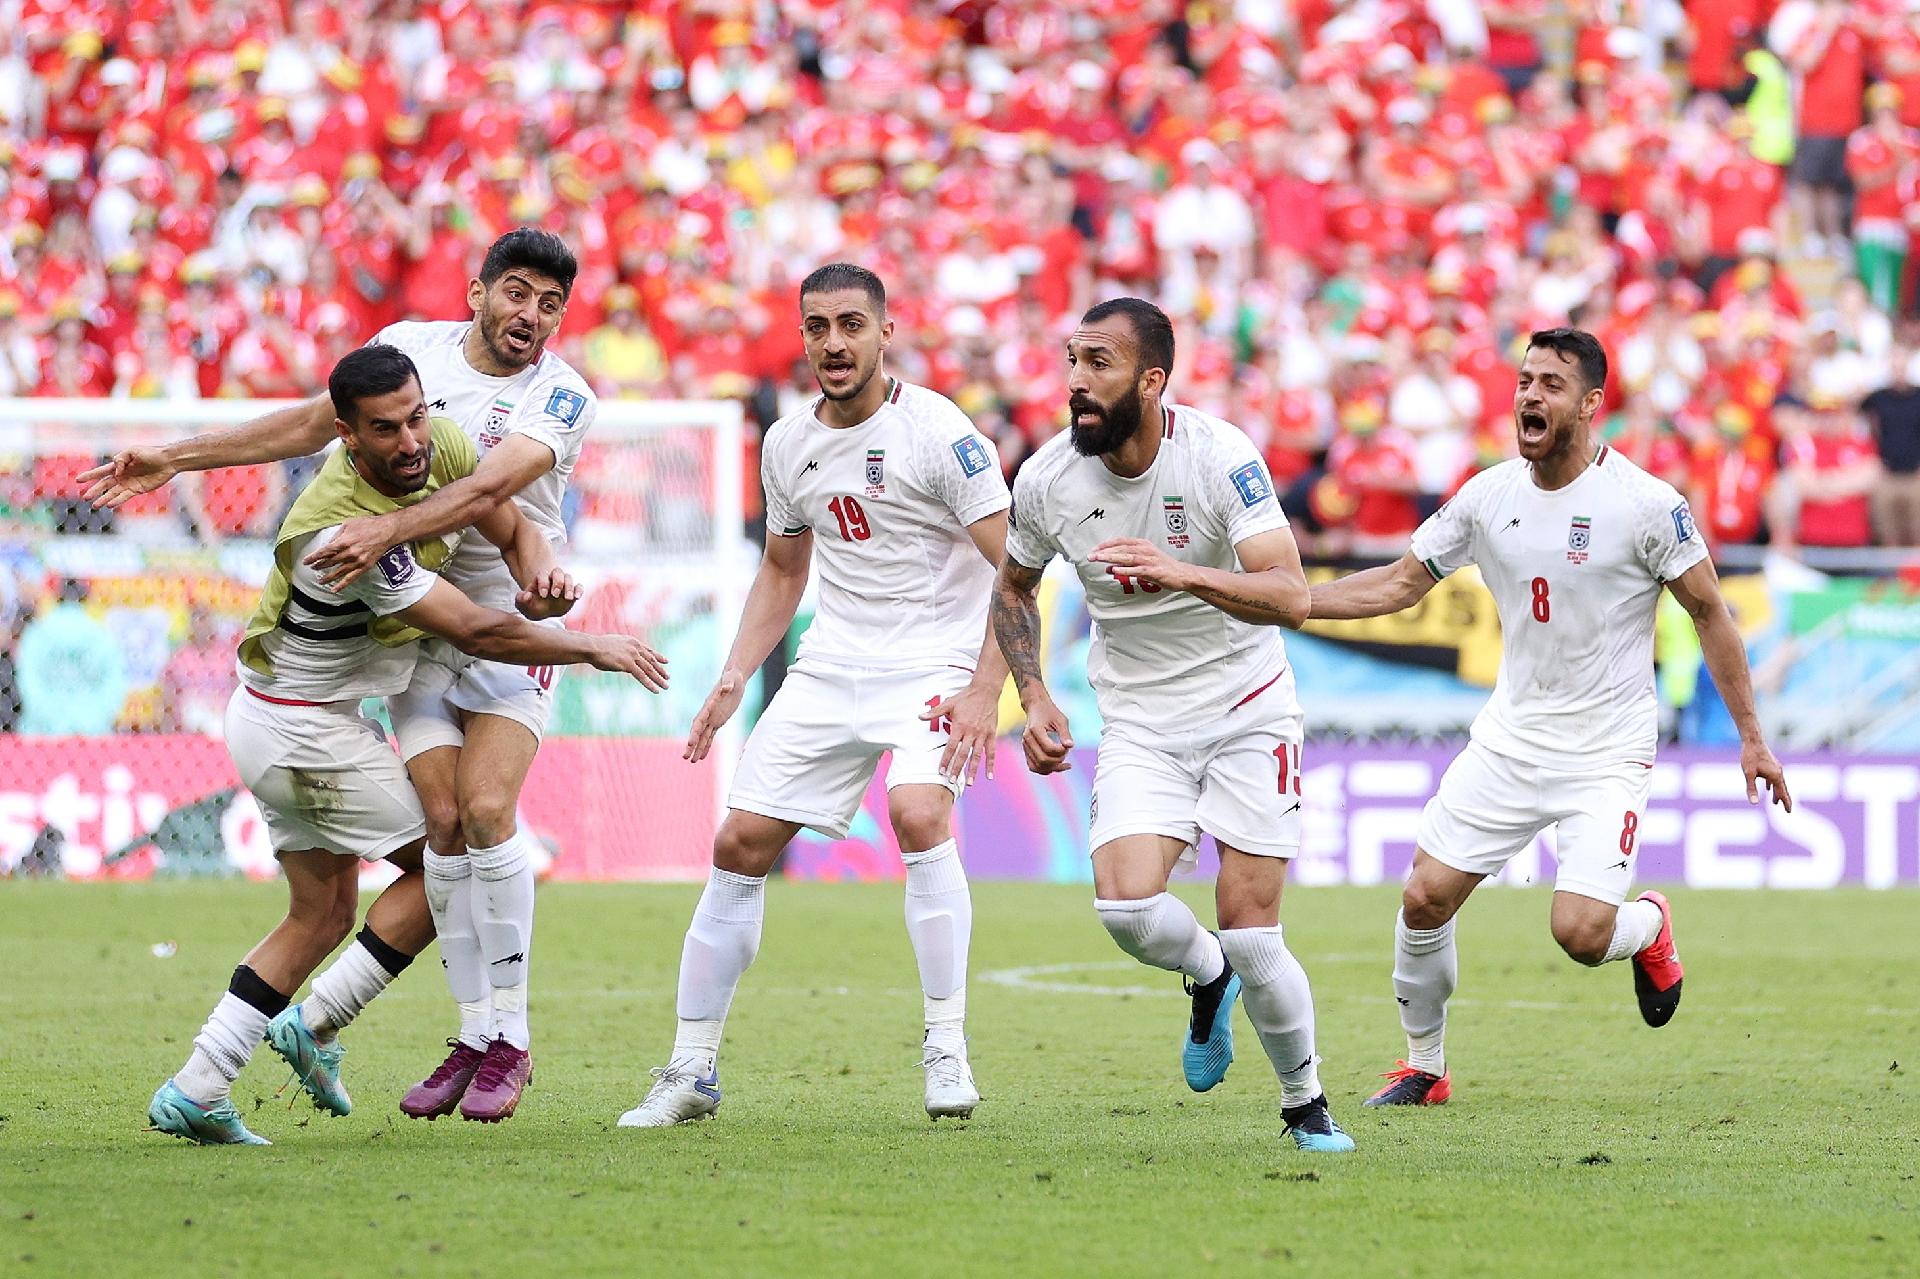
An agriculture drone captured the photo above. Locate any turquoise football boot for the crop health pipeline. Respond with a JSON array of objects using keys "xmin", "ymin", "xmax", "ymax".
[
  {"xmin": 265, "ymin": 1004, "xmax": 351, "ymax": 1117},
  {"xmin": 147, "ymin": 1080, "xmax": 271, "ymax": 1146}
]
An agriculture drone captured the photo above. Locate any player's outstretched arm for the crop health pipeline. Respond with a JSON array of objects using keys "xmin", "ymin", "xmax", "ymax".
[
  {"xmin": 1091, "ymin": 526, "xmax": 1310, "ymax": 627},
  {"xmin": 307, "ymin": 435, "xmax": 558, "ymax": 591},
  {"xmin": 79, "ymin": 392, "xmax": 337, "ymax": 510},
  {"xmin": 684, "ymin": 528, "xmax": 813, "ymax": 763},
  {"xmin": 923, "ymin": 511, "xmax": 1013, "ymax": 784},
  {"xmin": 991, "ymin": 556, "xmax": 1073, "ymax": 774},
  {"xmin": 1667, "ymin": 558, "xmax": 1792, "ymax": 811},
  {"xmin": 396, "ymin": 578, "xmax": 667, "ymax": 690},
  {"xmin": 472, "ymin": 493, "xmax": 578, "ymax": 621},
  {"xmin": 1306, "ymin": 550, "xmax": 1439, "ymax": 623}
]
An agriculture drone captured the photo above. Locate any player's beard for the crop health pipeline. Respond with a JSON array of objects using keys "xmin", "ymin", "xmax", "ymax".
[
  {"xmin": 368, "ymin": 442, "xmax": 433, "ymax": 493},
  {"xmin": 1515, "ymin": 403, "xmax": 1578, "ymax": 465},
  {"xmin": 479, "ymin": 308, "xmax": 541, "ymax": 372},
  {"xmin": 815, "ymin": 348, "xmax": 878, "ymax": 401},
  {"xmin": 1069, "ymin": 386, "xmax": 1144, "ymax": 457}
]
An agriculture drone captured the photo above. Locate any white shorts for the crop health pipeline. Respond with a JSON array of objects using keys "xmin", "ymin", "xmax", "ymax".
[
  {"xmin": 1089, "ymin": 667, "xmax": 1304, "ymax": 863},
  {"xmin": 391, "ymin": 637, "xmax": 561, "ymax": 761},
  {"xmin": 1416, "ymin": 740, "xmax": 1655, "ymax": 905},
  {"xmin": 224, "ymin": 687, "xmax": 427, "ymax": 861},
  {"xmin": 728, "ymin": 661, "xmax": 975, "ymax": 838}
]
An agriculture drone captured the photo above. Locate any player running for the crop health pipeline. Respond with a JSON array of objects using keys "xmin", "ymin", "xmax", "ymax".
[
  {"xmin": 616, "ymin": 263, "xmax": 1011, "ymax": 1128},
  {"xmin": 1306, "ymin": 327, "xmax": 1792, "ymax": 1108},
  {"xmin": 87, "ymin": 229, "xmax": 595, "ymax": 1121},
  {"xmin": 148, "ymin": 345, "xmax": 666, "ymax": 1144},
  {"xmin": 992, "ymin": 297, "xmax": 1354, "ymax": 1154}
]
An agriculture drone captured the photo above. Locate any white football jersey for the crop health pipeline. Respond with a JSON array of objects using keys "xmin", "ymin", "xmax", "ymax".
[
  {"xmin": 1409, "ymin": 444, "xmax": 1708, "ymax": 769},
  {"xmin": 1005, "ymin": 404, "xmax": 1294, "ymax": 733},
  {"xmin": 761, "ymin": 378, "xmax": 1009, "ymax": 670},
  {"xmin": 237, "ymin": 525, "xmax": 434, "ymax": 703},
  {"xmin": 371, "ymin": 321, "xmax": 595, "ymax": 608}
]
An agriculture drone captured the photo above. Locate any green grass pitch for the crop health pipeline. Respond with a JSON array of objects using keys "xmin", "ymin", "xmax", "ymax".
[{"xmin": 2, "ymin": 880, "xmax": 1915, "ymax": 1278}]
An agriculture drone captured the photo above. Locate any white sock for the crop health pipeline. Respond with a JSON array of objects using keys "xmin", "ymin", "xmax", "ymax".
[
  {"xmin": 1394, "ymin": 910, "xmax": 1456, "ymax": 1075},
  {"xmin": 1094, "ymin": 893, "xmax": 1225, "ymax": 982},
  {"xmin": 425, "ymin": 850, "xmax": 491, "ymax": 1051},
  {"xmin": 469, "ymin": 832, "xmax": 537, "ymax": 1050},
  {"xmin": 174, "ymin": 970, "xmax": 285, "ymax": 1107},
  {"xmin": 673, "ymin": 868, "xmax": 765, "ymax": 1070},
  {"xmin": 1601, "ymin": 898, "xmax": 1665, "ymax": 964},
  {"xmin": 1219, "ymin": 926, "xmax": 1322, "ymax": 1107},
  {"xmin": 303, "ymin": 928, "xmax": 411, "ymax": 1041},
  {"xmin": 902, "ymin": 839, "xmax": 971, "ymax": 1041}
]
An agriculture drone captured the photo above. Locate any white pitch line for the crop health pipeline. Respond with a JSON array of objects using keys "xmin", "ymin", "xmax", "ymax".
[{"xmin": 977, "ymin": 961, "xmax": 1914, "ymax": 1018}]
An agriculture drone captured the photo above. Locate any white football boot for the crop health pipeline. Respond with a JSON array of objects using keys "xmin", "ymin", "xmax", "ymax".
[
  {"xmin": 617, "ymin": 1058, "xmax": 722, "ymax": 1127},
  {"xmin": 920, "ymin": 1035, "xmax": 979, "ymax": 1120}
]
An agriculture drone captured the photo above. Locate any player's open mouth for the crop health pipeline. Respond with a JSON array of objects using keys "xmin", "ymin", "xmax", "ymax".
[
  {"xmin": 821, "ymin": 361, "xmax": 854, "ymax": 378},
  {"xmin": 1517, "ymin": 410, "xmax": 1548, "ymax": 442},
  {"xmin": 503, "ymin": 327, "xmax": 534, "ymax": 352},
  {"xmin": 393, "ymin": 455, "xmax": 427, "ymax": 477}
]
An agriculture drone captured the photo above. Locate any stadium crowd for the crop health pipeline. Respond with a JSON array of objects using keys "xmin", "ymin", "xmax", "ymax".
[{"xmin": 2, "ymin": 0, "xmax": 1920, "ymax": 553}]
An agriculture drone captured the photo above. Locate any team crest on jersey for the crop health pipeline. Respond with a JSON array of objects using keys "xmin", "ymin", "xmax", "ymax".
[
  {"xmin": 480, "ymin": 396, "xmax": 515, "ymax": 449},
  {"xmin": 1567, "ymin": 514, "xmax": 1591, "ymax": 564},
  {"xmin": 1163, "ymin": 495, "xmax": 1190, "ymax": 547},
  {"xmin": 865, "ymin": 448, "xmax": 886, "ymax": 495}
]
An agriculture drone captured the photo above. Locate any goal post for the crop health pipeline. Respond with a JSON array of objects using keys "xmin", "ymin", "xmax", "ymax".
[{"xmin": 0, "ymin": 395, "xmax": 751, "ymax": 881}]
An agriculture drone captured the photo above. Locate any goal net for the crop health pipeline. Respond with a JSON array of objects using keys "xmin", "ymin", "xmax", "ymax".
[{"xmin": 0, "ymin": 396, "xmax": 749, "ymax": 881}]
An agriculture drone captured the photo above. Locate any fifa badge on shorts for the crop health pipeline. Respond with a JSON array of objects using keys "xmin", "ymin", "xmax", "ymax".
[
  {"xmin": 1567, "ymin": 514, "xmax": 1591, "ymax": 565},
  {"xmin": 1163, "ymin": 495, "xmax": 1190, "ymax": 548},
  {"xmin": 865, "ymin": 448, "xmax": 886, "ymax": 496}
]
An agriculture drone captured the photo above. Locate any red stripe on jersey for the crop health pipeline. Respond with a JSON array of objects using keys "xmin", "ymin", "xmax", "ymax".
[
  {"xmin": 888, "ymin": 379, "xmax": 903, "ymax": 404},
  {"xmin": 1163, "ymin": 407, "xmax": 1176, "ymax": 438},
  {"xmin": 246, "ymin": 686, "xmax": 331, "ymax": 707},
  {"xmin": 1230, "ymin": 665, "xmax": 1288, "ymax": 711},
  {"xmin": 1595, "ymin": 443, "xmax": 1610, "ymax": 466}
]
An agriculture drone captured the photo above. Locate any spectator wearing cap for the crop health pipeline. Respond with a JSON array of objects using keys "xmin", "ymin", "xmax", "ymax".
[
  {"xmin": 1771, "ymin": 0, "xmax": 1871, "ymax": 260},
  {"xmin": 112, "ymin": 294, "xmax": 197, "ymax": 400},
  {"xmin": 259, "ymin": 0, "xmax": 343, "ymax": 141},
  {"xmin": 36, "ymin": 299, "xmax": 111, "ymax": 396},
  {"xmin": 91, "ymin": 253, "xmax": 146, "ymax": 356},
  {"xmin": 1388, "ymin": 328, "xmax": 1481, "ymax": 494},
  {"xmin": 1846, "ymin": 85, "xmax": 1919, "ymax": 311},
  {"xmin": 1776, "ymin": 392, "xmax": 1883, "ymax": 549},
  {"xmin": 1864, "ymin": 346, "xmax": 1920, "ymax": 546},
  {"xmin": 1157, "ymin": 140, "xmax": 1257, "ymax": 296},
  {"xmin": 1695, "ymin": 401, "xmax": 1777, "ymax": 545},
  {"xmin": 583, "ymin": 285, "xmax": 668, "ymax": 400},
  {"xmin": 1619, "ymin": 285, "xmax": 1708, "ymax": 415},
  {"xmin": 0, "ymin": 291, "xmax": 37, "ymax": 396},
  {"xmin": 1323, "ymin": 397, "xmax": 1423, "ymax": 556}
]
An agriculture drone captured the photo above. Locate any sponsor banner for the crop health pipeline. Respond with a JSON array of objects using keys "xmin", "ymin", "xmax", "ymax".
[
  {"xmin": 783, "ymin": 744, "xmax": 1920, "ymax": 889},
  {"xmin": 9, "ymin": 739, "xmax": 1916, "ymax": 887},
  {"xmin": 0, "ymin": 737, "xmax": 716, "ymax": 882}
]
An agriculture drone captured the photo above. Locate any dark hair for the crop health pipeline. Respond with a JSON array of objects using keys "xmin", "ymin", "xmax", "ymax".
[
  {"xmin": 799, "ymin": 262, "xmax": 887, "ymax": 314},
  {"xmin": 479, "ymin": 227, "xmax": 578, "ymax": 299},
  {"xmin": 329, "ymin": 343, "xmax": 422, "ymax": 422},
  {"xmin": 1082, "ymin": 297, "xmax": 1176, "ymax": 377},
  {"xmin": 1526, "ymin": 327, "xmax": 1608, "ymax": 394}
]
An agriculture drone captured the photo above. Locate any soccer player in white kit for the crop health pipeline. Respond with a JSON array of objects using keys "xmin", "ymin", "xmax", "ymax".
[
  {"xmin": 617, "ymin": 263, "xmax": 1011, "ymax": 1128},
  {"xmin": 86, "ymin": 229, "xmax": 601, "ymax": 1120},
  {"xmin": 147, "ymin": 345, "xmax": 667, "ymax": 1144},
  {"xmin": 1306, "ymin": 328, "xmax": 1793, "ymax": 1108},
  {"xmin": 993, "ymin": 298, "xmax": 1355, "ymax": 1153}
]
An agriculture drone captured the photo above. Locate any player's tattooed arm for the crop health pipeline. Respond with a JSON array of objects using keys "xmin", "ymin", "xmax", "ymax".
[
  {"xmin": 991, "ymin": 558, "xmax": 1049, "ymax": 703},
  {"xmin": 1667, "ymin": 557, "xmax": 1792, "ymax": 811},
  {"xmin": 1306, "ymin": 549, "xmax": 1439, "ymax": 622},
  {"xmin": 992, "ymin": 557, "xmax": 1074, "ymax": 774}
]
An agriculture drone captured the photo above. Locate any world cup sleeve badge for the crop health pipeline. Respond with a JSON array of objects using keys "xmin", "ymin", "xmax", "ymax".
[
  {"xmin": 1163, "ymin": 495, "xmax": 1190, "ymax": 548},
  {"xmin": 1567, "ymin": 515, "xmax": 1591, "ymax": 564}
]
